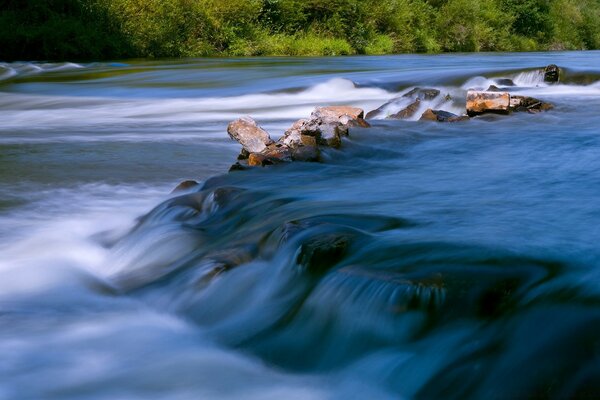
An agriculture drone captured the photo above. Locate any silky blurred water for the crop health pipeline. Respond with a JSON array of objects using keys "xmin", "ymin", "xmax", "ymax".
[{"xmin": 1, "ymin": 53, "xmax": 600, "ymax": 399}]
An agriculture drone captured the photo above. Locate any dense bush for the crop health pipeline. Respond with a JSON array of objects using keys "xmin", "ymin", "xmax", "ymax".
[{"xmin": 1, "ymin": 0, "xmax": 599, "ymax": 60}]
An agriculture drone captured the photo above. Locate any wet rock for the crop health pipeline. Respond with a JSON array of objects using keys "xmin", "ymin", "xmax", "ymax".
[
  {"xmin": 171, "ymin": 180, "xmax": 200, "ymax": 193},
  {"xmin": 420, "ymin": 109, "xmax": 469, "ymax": 123},
  {"xmin": 495, "ymin": 78, "xmax": 515, "ymax": 87},
  {"xmin": 510, "ymin": 95, "xmax": 554, "ymax": 113},
  {"xmin": 296, "ymin": 233, "xmax": 350, "ymax": 273},
  {"xmin": 403, "ymin": 87, "xmax": 440, "ymax": 101},
  {"xmin": 466, "ymin": 90, "xmax": 510, "ymax": 116},
  {"xmin": 291, "ymin": 144, "xmax": 320, "ymax": 162},
  {"xmin": 247, "ymin": 153, "xmax": 268, "ymax": 167},
  {"xmin": 248, "ymin": 144, "xmax": 293, "ymax": 167},
  {"xmin": 229, "ymin": 161, "xmax": 250, "ymax": 172},
  {"xmin": 366, "ymin": 88, "xmax": 439, "ymax": 119},
  {"xmin": 544, "ymin": 64, "xmax": 560, "ymax": 83},
  {"xmin": 365, "ymin": 108, "xmax": 381, "ymax": 119},
  {"xmin": 227, "ymin": 116, "xmax": 274, "ymax": 153},
  {"xmin": 237, "ymin": 148, "xmax": 250, "ymax": 160},
  {"xmin": 486, "ymin": 85, "xmax": 501, "ymax": 92},
  {"xmin": 388, "ymin": 99, "xmax": 421, "ymax": 119}
]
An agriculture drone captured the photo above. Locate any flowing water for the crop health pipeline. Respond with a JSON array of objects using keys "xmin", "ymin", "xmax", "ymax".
[{"xmin": 1, "ymin": 52, "xmax": 600, "ymax": 399}]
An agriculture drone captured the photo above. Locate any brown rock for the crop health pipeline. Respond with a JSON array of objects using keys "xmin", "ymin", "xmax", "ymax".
[
  {"xmin": 171, "ymin": 180, "xmax": 199, "ymax": 193},
  {"xmin": 312, "ymin": 106, "xmax": 364, "ymax": 121},
  {"xmin": 420, "ymin": 109, "xmax": 469, "ymax": 123},
  {"xmin": 291, "ymin": 145, "xmax": 320, "ymax": 162},
  {"xmin": 227, "ymin": 116, "xmax": 274, "ymax": 153},
  {"xmin": 248, "ymin": 153, "xmax": 267, "ymax": 167},
  {"xmin": 466, "ymin": 91, "xmax": 510, "ymax": 116},
  {"xmin": 388, "ymin": 99, "xmax": 421, "ymax": 119},
  {"xmin": 510, "ymin": 95, "xmax": 554, "ymax": 113},
  {"xmin": 311, "ymin": 106, "xmax": 370, "ymax": 128}
]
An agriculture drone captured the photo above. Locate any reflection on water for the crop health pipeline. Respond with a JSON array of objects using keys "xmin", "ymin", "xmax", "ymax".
[{"xmin": 1, "ymin": 52, "xmax": 600, "ymax": 399}]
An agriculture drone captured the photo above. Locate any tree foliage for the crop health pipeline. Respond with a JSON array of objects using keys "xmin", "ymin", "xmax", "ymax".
[{"xmin": 1, "ymin": 0, "xmax": 599, "ymax": 60}]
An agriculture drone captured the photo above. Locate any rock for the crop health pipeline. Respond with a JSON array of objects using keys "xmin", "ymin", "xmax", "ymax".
[
  {"xmin": 248, "ymin": 144, "xmax": 293, "ymax": 167},
  {"xmin": 366, "ymin": 88, "xmax": 439, "ymax": 120},
  {"xmin": 495, "ymin": 78, "xmax": 515, "ymax": 87},
  {"xmin": 248, "ymin": 153, "xmax": 267, "ymax": 167},
  {"xmin": 388, "ymin": 99, "xmax": 421, "ymax": 119},
  {"xmin": 466, "ymin": 90, "xmax": 510, "ymax": 116},
  {"xmin": 237, "ymin": 148, "xmax": 250, "ymax": 160},
  {"xmin": 317, "ymin": 123, "xmax": 346, "ymax": 148},
  {"xmin": 279, "ymin": 119, "xmax": 319, "ymax": 148},
  {"xmin": 420, "ymin": 109, "xmax": 469, "ymax": 123},
  {"xmin": 229, "ymin": 161, "xmax": 250, "ymax": 172},
  {"xmin": 171, "ymin": 180, "xmax": 200, "ymax": 193},
  {"xmin": 291, "ymin": 145, "xmax": 320, "ymax": 162},
  {"xmin": 311, "ymin": 106, "xmax": 370, "ymax": 128},
  {"xmin": 227, "ymin": 116, "xmax": 274, "ymax": 153},
  {"xmin": 403, "ymin": 87, "xmax": 440, "ymax": 101},
  {"xmin": 281, "ymin": 106, "xmax": 367, "ymax": 150},
  {"xmin": 365, "ymin": 108, "xmax": 380, "ymax": 119},
  {"xmin": 296, "ymin": 233, "xmax": 350, "ymax": 273},
  {"xmin": 544, "ymin": 64, "xmax": 560, "ymax": 83},
  {"xmin": 486, "ymin": 85, "xmax": 501, "ymax": 92},
  {"xmin": 510, "ymin": 95, "xmax": 554, "ymax": 113}
]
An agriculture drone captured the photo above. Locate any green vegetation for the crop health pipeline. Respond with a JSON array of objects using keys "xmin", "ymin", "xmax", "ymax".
[{"xmin": 1, "ymin": 0, "xmax": 600, "ymax": 60}]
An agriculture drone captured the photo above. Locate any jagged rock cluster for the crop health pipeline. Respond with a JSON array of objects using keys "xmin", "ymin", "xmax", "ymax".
[
  {"xmin": 218, "ymin": 65, "xmax": 559, "ymax": 175},
  {"xmin": 228, "ymin": 106, "xmax": 369, "ymax": 170},
  {"xmin": 365, "ymin": 64, "xmax": 559, "ymax": 123}
]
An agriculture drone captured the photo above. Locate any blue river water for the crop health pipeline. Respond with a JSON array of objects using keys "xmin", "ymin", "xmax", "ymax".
[{"xmin": 0, "ymin": 52, "xmax": 599, "ymax": 399}]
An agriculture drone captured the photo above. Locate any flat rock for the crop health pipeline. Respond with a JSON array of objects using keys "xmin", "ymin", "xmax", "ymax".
[
  {"xmin": 227, "ymin": 116, "xmax": 274, "ymax": 153},
  {"xmin": 312, "ymin": 106, "xmax": 369, "ymax": 126},
  {"xmin": 466, "ymin": 91, "xmax": 510, "ymax": 116}
]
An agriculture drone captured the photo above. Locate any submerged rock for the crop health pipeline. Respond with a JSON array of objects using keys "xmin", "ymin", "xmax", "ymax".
[
  {"xmin": 171, "ymin": 180, "xmax": 200, "ymax": 193},
  {"xmin": 495, "ymin": 78, "xmax": 515, "ymax": 87},
  {"xmin": 544, "ymin": 64, "xmax": 560, "ymax": 83},
  {"xmin": 466, "ymin": 90, "xmax": 510, "ymax": 116},
  {"xmin": 420, "ymin": 109, "xmax": 469, "ymax": 123},
  {"xmin": 296, "ymin": 233, "xmax": 350, "ymax": 273},
  {"xmin": 227, "ymin": 116, "xmax": 274, "ymax": 153}
]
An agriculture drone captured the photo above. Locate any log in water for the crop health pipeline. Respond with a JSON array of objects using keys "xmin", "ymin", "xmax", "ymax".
[{"xmin": 1, "ymin": 53, "xmax": 600, "ymax": 399}]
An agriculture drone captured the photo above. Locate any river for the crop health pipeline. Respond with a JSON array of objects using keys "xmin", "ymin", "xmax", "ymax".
[{"xmin": 1, "ymin": 52, "xmax": 599, "ymax": 399}]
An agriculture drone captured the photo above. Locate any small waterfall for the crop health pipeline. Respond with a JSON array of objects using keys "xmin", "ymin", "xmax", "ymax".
[{"xmin": 513, "ymin": 69, "xmax": 546, "ymax": 87}]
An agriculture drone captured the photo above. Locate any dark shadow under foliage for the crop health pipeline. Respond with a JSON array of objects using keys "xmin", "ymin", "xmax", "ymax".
[{"xmin": 0, "ymin": 0, "xmax": 132, "ymax": 61}]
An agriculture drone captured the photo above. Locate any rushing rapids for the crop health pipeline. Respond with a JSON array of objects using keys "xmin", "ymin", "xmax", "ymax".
[{"xmin": 1, "ymin": 53, "xmax": 600, "ymax": 399}]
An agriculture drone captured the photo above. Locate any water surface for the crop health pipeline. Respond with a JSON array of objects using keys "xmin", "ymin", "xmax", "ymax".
[{"xmin": 1, "ymin": 53, "xmax": 600, "ymax": 399}]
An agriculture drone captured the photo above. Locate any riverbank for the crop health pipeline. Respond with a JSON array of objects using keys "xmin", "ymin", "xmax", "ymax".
[{"xmin": 2, "ymin": 0, "xmax": 600, "ymax": 61}]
